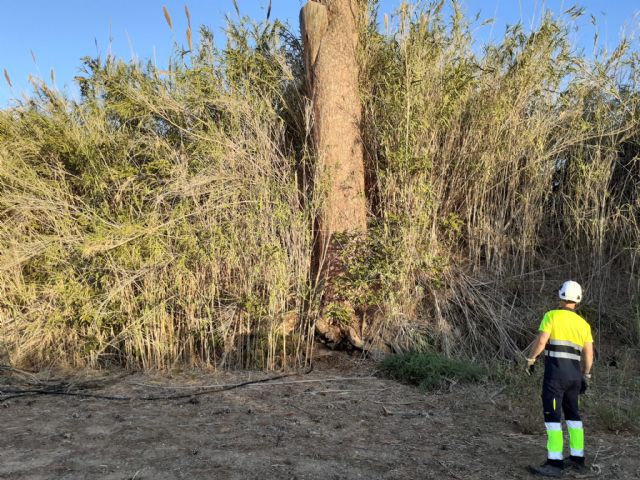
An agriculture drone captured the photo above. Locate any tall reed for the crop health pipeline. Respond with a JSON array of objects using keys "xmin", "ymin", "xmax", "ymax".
[
  {"xmin": 0, "ymin": 22, "xmax": 316, "ymax": 369},
  {"xmin": 0, "ymin": 2, "xmax": 638, "ymax": 369},
  {"xmin": 358, "ymin": 1, "xmax": 640, "ymax": 357}
]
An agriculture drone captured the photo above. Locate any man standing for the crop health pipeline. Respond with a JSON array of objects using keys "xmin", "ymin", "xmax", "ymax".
[{"xmin": 527, "ymin": 281, "xmax": 594, "ymax": 477}]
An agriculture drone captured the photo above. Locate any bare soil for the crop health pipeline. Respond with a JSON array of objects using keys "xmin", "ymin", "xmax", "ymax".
[{"xmin": 1, "ymin": 353, "xmax": 638, "ymax": 480}]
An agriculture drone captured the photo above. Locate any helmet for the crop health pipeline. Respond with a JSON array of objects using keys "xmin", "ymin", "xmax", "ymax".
[{"xmin": 559, "ymin": 280, "xmax": 582, "ymax": 303}]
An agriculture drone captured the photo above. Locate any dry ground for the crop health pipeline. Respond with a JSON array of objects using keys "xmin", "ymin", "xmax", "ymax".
[{"xmin": 1, "ymin": 353, "xmax": 638, "ymax": 480}]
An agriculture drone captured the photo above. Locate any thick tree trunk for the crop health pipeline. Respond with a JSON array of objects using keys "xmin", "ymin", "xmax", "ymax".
[{"xmin": 301, "ymin": 0, "xmax": 368, "ymax": 348}]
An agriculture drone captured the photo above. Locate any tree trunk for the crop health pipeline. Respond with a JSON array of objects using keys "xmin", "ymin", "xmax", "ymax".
[{"xmin": 301, "ymin": 0, "xmax": 368, "ymax": 348}]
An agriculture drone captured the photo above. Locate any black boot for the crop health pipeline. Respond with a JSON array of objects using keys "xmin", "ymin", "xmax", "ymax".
[
  {"xmin": 564, "ymin": 455, "xmax": 587, "ymax": 472},
  {"xmin": 529, "ymin": 460, "xmax": 563, "ymax": 477}
]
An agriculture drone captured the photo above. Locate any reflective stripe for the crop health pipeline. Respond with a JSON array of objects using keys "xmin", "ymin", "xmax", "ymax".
[
  {"xmin": 549, "ymin": 339, "xmax": 583, "ymax": 351},
  {"xmin": 546, "ymin": 422, "xmax": 563, "ymax": 457},
  {"xmin": 568, "ymin": 421, "xmax": 585, "ymax": 453},
  {"xmin": 546, "ymin": 344, "xmax": 582, "ymax": 356},
  {"xmin": 545, "ymin": 350, "xmax": 582, "ymax": 361},
  {"xmin": 570, "ymin": 449, "xmax": 584, "ymax": 457}
]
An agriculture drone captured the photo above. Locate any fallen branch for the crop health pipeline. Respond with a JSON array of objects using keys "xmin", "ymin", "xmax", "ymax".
[
  {"xmin": 381, "ymin": 405, "xmax": 431, "ymax": 417},
  {"xmin": 0, "ymin": 371, "xmax": 303, "ymax": 403},
  {"xmin": 129, "ymin": 375, "xmax": 377, "ymax": 390},
  {"xmin": 372, "ymin": 399, "xmax": 424, "ymax": 406},
  {"xmin": 0, "ymin": 370, "xmax": 380, "ymax": 404},
  {"xmin": 0, "ymin": 364, "xmax": 40, "ymax": 383},
  {"xmin": 301, "ymin": 387, "xmax": 389, "ymax": 395},
  {"xmin": 437, "ymin": 460, "xmax": 464, "ymax": 480}
]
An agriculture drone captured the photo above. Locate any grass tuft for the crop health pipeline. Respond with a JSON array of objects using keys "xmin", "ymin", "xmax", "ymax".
[{"xmin": 379, "ymin": 352, "xmax": 485, "ymax": 391}]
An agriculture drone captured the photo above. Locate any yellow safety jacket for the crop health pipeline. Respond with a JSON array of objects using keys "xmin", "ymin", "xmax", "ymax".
[{"xmin": 538, "ymin": 308, "xmax": 593, "ymax": 381}]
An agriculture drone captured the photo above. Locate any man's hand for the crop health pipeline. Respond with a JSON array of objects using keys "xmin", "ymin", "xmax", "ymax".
[
  {"xmin": 580, "ymin": 373, "xmax": 591, "ymax": 394},
  {"xmin": 526, "ymin": 358, "xmax": 536, "ymax": 375},
  {"xmin": 527, "ymin": 331, "xmax": 550, "ymax": 375}
]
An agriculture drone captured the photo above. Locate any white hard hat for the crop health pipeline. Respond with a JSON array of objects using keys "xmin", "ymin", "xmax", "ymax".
[{"xmin": 559, "ymin": 280, "xmax": 582, "ymax": 303}]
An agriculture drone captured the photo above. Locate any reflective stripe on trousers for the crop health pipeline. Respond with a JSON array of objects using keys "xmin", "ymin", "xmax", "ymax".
[
  {"xmin": 545, "ymin": 422, "xmax": 563, "ymax": 459},
  {"xmin": 567, "ymin": 420, "xmax": 584, "ymax": 457},
  {"xmin": 544, "ymin": 420, "xmax": 585, "ymax": 460}
]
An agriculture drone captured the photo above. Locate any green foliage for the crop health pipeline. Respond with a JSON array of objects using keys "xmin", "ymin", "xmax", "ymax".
[
  {"xmin": 360, "ymin": 0, "xmax": 640, "ymax": 357},
  {"xmin": 586, "ymin": 349, "xmax": 640, "ymax": 433},
  {"xmin": 334, "ymin": 226, "xmax": 403, "ymax": 308},
  {"xmin": 324, "ymin": 302, "xmax": 354, "ymax": 327},
  {"xmin": 379, "ymin": 351, "xmax": 485, "ymax": 390},
  {"xmin": 591, "ymin": 401, "xmax": 640, "ymax": 433},
  {"xmin": 0, "ymin": 16, "xmax": 313, "ymax": 370},
  {"xmin": 495, "ymin": 350, "xmax": 640, "ymax": 434}
]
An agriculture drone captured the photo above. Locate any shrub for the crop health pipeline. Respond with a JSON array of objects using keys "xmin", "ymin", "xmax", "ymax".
[
  {"xmin": 379, "ymin": 351, "xmax": 485, "ymax": 390},
  {"xmin": 0, "ymin": 20, "xmax": 316, "ymax": 370}
]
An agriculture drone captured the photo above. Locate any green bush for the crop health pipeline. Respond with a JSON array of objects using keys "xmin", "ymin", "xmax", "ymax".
[
  {"xmin": 0, "ymin": 19, "xmax": 314, "ymax": 370},
  {"xmin": 379, "ymin": 352, "xmax": 485, "ymax": 390}
]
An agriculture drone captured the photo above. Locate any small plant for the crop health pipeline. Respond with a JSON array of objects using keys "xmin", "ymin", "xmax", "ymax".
[
  {"xmin": 591, "ymin": 402, "xmax": 640, "ymax": 433},
  {"xmin": 497, "ymin": 350, "xmax": 640, "ymax": 435},
  {"xmin": 379, "ymin": 351, "xmax": 485, "ymax": 391},
  {"xmin": 587, "ymin": 349, "xmax": 640, "ymax": 433},
  {"xmin": 325, "ymin": 302, "xmax": 353, "ymax": 327},
  {"xmin": 333, "ymin": 225, "xmax": 403, "ymax": 308}
]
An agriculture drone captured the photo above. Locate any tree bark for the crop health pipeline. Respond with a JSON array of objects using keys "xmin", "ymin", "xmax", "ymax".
[{"xmin": 301, "ymin": 0, "xmax": 368, "ymax": 348}]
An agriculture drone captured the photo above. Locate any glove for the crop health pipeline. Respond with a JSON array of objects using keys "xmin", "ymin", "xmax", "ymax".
[
  {"xmin": 580, "ymin": 374, "xmax": 590, "ymax": 394},
  {"xmin": 580, "ymin": 378, "xmax": 588, "ymax": 394},
  {"xmin": 526, "ymin": 358, "xmax": 536, "ymax": 375}
]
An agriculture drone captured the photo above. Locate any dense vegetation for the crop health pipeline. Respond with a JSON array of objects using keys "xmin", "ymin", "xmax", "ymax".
[
  {"xmin": 1, "ymin": 1, "xmax": 638, "ymax": 369},
  {"xmin": 379, "ymin": 351, "xmax": 485, "ymax": 390}
]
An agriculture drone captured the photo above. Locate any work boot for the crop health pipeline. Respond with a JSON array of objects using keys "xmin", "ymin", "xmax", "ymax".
[
  {"xmin": 529, "ymin": 461, "xmax": 563, "ymax": 477},
  {"xmin": 564, "ymin": 456, "xmax": 587, "ymax": 473}
]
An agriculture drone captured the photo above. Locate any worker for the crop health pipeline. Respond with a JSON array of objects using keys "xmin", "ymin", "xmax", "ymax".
[{"xmin": 526, "ymin": 280, "xmax": 594, "ymax": 477}]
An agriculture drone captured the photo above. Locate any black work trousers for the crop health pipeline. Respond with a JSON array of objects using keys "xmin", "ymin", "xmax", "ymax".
[{"xmin": 542, "ymin": 376, "xmax": 581, "ymax": 422}]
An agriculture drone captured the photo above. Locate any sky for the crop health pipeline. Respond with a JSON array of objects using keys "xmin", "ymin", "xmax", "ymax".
[{"xmin": 1, "ymin": 0, "xmax": 639, "ymax": 107}]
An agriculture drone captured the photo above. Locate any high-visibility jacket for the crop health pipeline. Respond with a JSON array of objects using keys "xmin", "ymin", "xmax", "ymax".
[{"xmin": 538, "ymin": 308, "xmax": 593, "ymax": 381}]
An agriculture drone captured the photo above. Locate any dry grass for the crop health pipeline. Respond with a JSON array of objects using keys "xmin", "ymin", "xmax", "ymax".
[
  {"xmin": 502, "ymin": 347, "xmax": 640, "ymax": 434},
  {"xmin": 0, "ymin": 1, "xmax": 639, "ymax": 370},
  {"xmin": 0, "ymin": 21, "xmax": 317, "ymax": 370},
  {"xmin": 358, "ymin": 0, "xmax": 640, "ymax": 358}
]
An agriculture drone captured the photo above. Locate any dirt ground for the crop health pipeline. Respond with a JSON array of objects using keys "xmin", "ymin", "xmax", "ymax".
[{"xmin": 1, "ymin": 352, "xmax": 639, "ymax": 480}]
